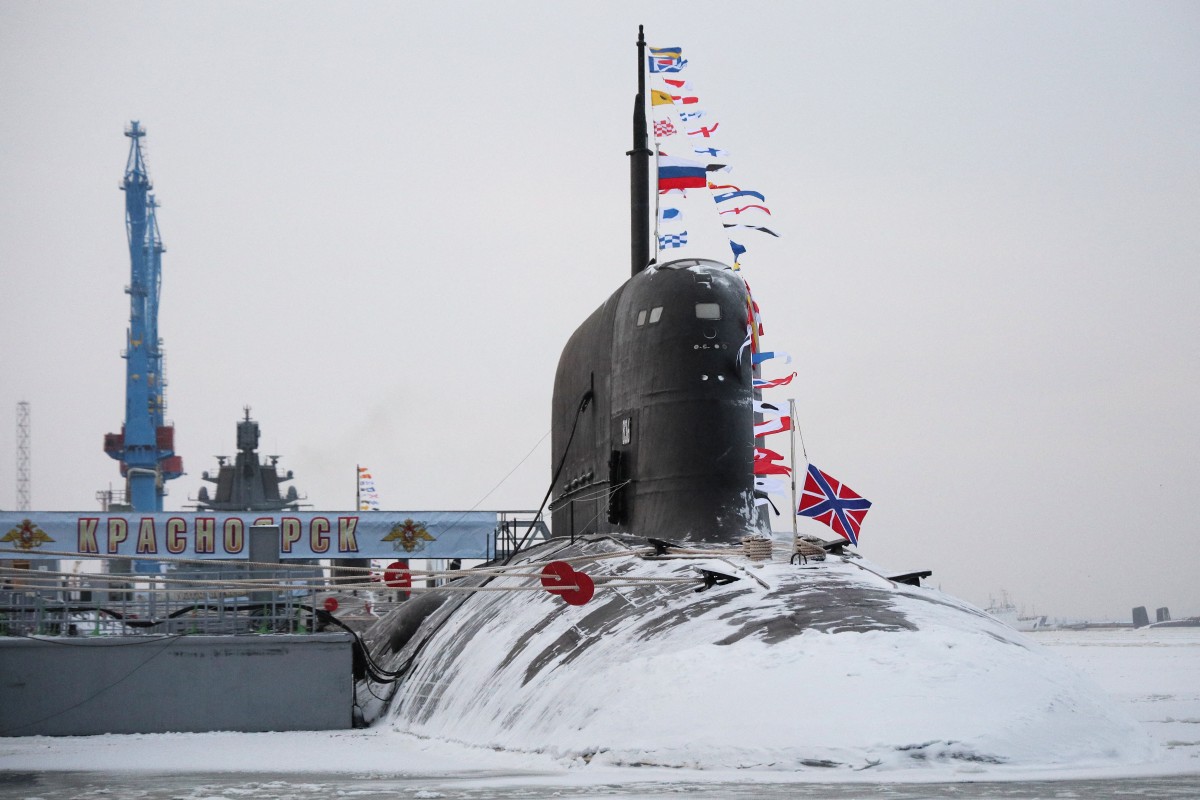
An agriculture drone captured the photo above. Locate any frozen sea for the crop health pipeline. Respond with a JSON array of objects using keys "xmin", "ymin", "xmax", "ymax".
[{"xmin": 1, "ymin": 628, "xmax": 1198, "ymax": 799}]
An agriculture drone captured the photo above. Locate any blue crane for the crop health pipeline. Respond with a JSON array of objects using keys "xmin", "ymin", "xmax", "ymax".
[{"xmin": 104, "ymin": 121, "xmax": 183, "ymax": 512}]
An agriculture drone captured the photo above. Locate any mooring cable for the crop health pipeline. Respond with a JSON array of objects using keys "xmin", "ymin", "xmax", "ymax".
[{"xmin": 507, "ymin": 389, "xmax": 592, "ymax": 560}]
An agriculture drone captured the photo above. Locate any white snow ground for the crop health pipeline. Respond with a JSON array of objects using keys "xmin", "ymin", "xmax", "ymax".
[{"xmin": 1, "ymin": 628, "xmax": 1198, "ymax": 794}]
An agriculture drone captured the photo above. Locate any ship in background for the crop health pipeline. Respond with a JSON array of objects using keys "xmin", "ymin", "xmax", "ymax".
[
  {"xmin": 985, "ymin": 590, "xmax": 1048, "ymax": 632},
  {"xmin": 192, "ymin": 407, "xmax": 306, "ymax": 513},
  {"xmin": 1133, "ymin": 605, "xmax": 1200, "ymax": 629}
]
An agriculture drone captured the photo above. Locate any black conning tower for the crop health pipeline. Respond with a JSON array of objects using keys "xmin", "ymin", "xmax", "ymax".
[{"xmin": 548, "ymin": 29, "xmax": 763, "ymax": 544}]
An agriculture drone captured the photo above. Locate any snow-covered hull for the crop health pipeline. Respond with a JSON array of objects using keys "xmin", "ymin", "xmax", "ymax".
[{"xmin": 358, "ymin": 535, "xmax": 1153, "ymax": 772}]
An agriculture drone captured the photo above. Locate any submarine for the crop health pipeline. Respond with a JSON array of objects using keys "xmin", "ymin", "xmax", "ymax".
[{"xmin": 353, "ymin": 30, "xmax": 1154, "ymax": 772}]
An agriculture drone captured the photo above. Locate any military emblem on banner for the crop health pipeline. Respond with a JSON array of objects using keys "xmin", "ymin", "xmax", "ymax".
[
  {"xmin": 1, "ymin": 519, "xmax": 55, "ymax": 551},
  {"xmin": 382, "ymin": 518, "xmax": 435, "ymax": 553}
]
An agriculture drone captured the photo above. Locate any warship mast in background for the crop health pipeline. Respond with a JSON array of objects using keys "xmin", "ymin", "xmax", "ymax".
[{"xmin": 193, "ymin": 408, "xmax": 306, "ymax": 512}]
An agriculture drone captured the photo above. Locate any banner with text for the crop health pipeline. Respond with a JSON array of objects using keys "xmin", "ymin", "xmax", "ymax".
[{"xmin": 0, "ymin": 511, "xmax": 498, "ymax": 561}]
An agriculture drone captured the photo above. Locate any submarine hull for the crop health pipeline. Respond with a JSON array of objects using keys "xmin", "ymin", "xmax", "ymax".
[{"xmin": 359, "ymin": 536, "xmax": 1153, "ymax": 770}]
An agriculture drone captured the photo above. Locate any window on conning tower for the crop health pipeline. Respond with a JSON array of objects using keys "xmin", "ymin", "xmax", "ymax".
[
  {"xmin": 636, "ymin": 310, "xmax": 647, "ymax": 327},
  {"xmin": 649, "ymin": 306, "xmax": 663, "ymax": 324},
  {"xmin": 695, "ymin": 303, "xmax": 721, "ymax": 320}
]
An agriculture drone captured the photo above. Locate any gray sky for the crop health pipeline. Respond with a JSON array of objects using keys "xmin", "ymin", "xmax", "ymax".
[{"xmin": 2, "ymin": 1, "xmax": 1197, "ymax": 620}]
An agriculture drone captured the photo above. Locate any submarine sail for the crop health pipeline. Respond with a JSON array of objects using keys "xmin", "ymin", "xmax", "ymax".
[
  {"xmin": 549, "ymin": 27, "xmax": 763, "ymax": 545},
  {"xmin": 551, "ymin": 262, "xmax": 761, "ymax": 543}
]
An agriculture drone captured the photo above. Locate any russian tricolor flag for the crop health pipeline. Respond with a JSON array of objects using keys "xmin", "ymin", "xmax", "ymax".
[{"xmin": 657, "ymin": 155, "xmax": 707, "ymax": 191}]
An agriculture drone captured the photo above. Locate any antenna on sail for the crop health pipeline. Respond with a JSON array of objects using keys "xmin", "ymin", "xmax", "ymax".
[{"xmin": 629, "ymin": 25, "xmax": 653, "ymax": 277}]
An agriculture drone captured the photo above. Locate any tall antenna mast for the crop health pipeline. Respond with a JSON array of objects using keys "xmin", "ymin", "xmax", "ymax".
[
  {"xmin": 628, "ymin": 25, "xmax": 652, "ymax": 277},
  {"xmin": 15, "ymin": 401, "xmax": 30, "ymax": 511}
]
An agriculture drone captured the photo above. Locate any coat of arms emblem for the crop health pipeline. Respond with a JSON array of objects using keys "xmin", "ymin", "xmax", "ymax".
[
  {"xmin": 1, "ymin": 519, "xmax": 55, "ymax": 551},
  {"xmin": 381, "ymin": 518, "xmax": 435, "ymax": 553}
]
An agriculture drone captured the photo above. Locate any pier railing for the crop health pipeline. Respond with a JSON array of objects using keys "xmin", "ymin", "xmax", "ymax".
[
  {"xmin": 1, "ymin": 510, "xmax": 554, "ymax": 637},
  {"xmin": 0, "ymin": 564, "xmax": 347, "ymax": 637}
]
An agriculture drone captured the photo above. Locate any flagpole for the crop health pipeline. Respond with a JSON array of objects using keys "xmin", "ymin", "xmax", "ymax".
[
  {"xmin": 653, "ymin": 142, "xmax": 661, "ymax": 250},
  {"xmin": 752, "ymin": 343, "xmax": 771, "ymax": 532},
  {"xmin": 788, "ymin": 399, "xmax": 798, "ymax": 536},
  {"xmin": 356, "ymin": 464, "xmax": 360, "ymax": 512}
]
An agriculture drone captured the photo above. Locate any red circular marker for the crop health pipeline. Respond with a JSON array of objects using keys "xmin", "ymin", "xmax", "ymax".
[
  {"xmin": 383, "ymin": 561, "xmax": 412, "ymax": 589},
  {"xmin": 323, "ymin": 596, "xmax": 339, "ymax": 612},
  {"xmin": 561, "ymin": 571, "xmax": 595, "ymax": 606},
  {"xmin": 540, "ymin": 560, "xmax": 575, "ymax": 596}
]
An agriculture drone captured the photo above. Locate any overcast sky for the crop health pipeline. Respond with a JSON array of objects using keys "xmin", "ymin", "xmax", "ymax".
[{"xmin": 2, "ymin": 1, "xmax": 1197, "ymax": 620}]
